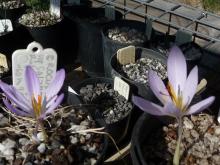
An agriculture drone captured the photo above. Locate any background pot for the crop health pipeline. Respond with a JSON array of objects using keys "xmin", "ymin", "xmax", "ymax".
[
  {"xmin": 0, "ymin": 5, "xmax": 26, "ymax": 22},
  {"xmin": 102, "ymin": 19, "xmax": 150, "ymax": 77},
  {"xmin": 64, "ymin": 8, "xmax": 122, "ymax": 77},
  {"xmin": 20, "ymin": 17, "xmax": 77, "ymax": 69},
  {"xmin": 68, "ymin": 77, "xmax": 132, "ymax": 143},
  {"xmin": 110, "ymin": 47, "xmax": 166, "ymax": 100},
  {"xmin": 130, "ymin": 113, "xmax": 161, "ymax": 165}
]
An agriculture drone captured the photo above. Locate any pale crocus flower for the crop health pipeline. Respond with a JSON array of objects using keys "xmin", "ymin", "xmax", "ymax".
[
  {"xmin": 132, "ymin": 46, "xmax": 215, "ymax": 165},
  {"xmin": 0, "ymin": 65, "xmax": 65, "ymax": 141}
]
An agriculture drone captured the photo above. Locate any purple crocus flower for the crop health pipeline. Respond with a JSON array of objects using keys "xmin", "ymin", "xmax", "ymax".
[
  {"xmin": 133, "ymin": 46, "xmax": 215, "ymax": 118},
  {"xmin": 0, "ymin": 65, "xmax": 65, "ymax": 120},
  {"xmin": 132, "ymin": 46, "xmax": 215, "ymax": 165}
]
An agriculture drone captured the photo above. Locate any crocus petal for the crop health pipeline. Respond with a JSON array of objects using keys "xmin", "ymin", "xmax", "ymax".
[
  {"xmin": 11, "ymin": 86, "xmax": 32, "ymax": 111},
  {"xmin": 46, "ymin": 95, "xmax": 58, "ymax": 108},
  {"xmin": 0, "ymin": 81, "xmax": 31, "ymax": 112},
  {"xmin": 186, "ymin": 96, "xmax": 215, "ymax": 115},
  {"xmin": 167, "ymin": 46, "xmax": 187, "ymax": 94},
  {"xmin": 149, "ymin": 70, "xmax": 171, "ymax": 104},
  {"xmin": 41, "ymin": 93, "xmax": 64, "ymax": 119},
  {"xmin": 182, "ymin": 66, "xmax": 198, "ymax": 108},
  {"xmin": 132, "ymin": 96, "xmax": 165, "ymax": 116},
  {"xmin": 3, "ymin": 99, "xmax": 31, "ymax": 117},
  {"xmin": 45, "ymin": 69, "xmax": 65, "ymax": 99},
  {"xmin": 25, "ymin": 66, "xmax": 40, "ymax": 99},
  {"xmin": 163, "ymin": 102, "xmax": 181, "ymax": 118}
]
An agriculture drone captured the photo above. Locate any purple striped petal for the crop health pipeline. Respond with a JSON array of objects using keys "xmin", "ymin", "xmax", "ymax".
[
  {"xmin": 182, "ymin": 66, "xmax": 198, "ymax": 108},
  {"xmin": 186, "ymin": 96, "xmax": 215, "ymax": 115},
  {"xmin": 167, "ymin": 46, "xmax": 187, "ymax": 95},
  {"xmin": 0, "ymin": 81, "xmax": 31, "ymax": 112},
  {"xmin": 11, "ymin": 86, "xmax": 32, "ymax": 111},
  {"xmin": 149, "ymin": 70, "xmax": 171, "ymax": 104},
  {"xmin": 42, "ymin": 93, "xmax": 64, "ymax": 119},
  {"xmin": 3, "ymin": 99, "xmax": 31, "ymax": 117},
  {"xmin": 45, "ymin": 69, "xmax": 65, "ymax": 99},
  {"xmin": 46, "ymin": 95, "xmax": 57, "ymax": 108},
  {"xmin": 132, "ymin": 96, "xmax": 165, "ymax": 116},
  {"xmin": 25, "ymin": 66, "xmax": 40, "ymax": 99}
]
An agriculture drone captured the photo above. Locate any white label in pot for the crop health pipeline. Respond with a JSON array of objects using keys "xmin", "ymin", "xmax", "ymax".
[
  {"xmin": 12, "ymin": 42, "xmax": 57, "ymax": 97},
  {"xmin": 114, "ymin": 76, "xmax": 130, "ymax": 100},
  {"xmin": 117, "ymin": 46, "xmax": 135, "ymax": 65},
  {"xmin": 50, "ymin": 0, "xmax": 61, "ymax": 18},
  {"xmin": 0, "ymin": 53, "xmax": 8, "ymax": 71},
  {"xmin": 0, "ymin": 19, "xmax": 13, "ymax": 33}
]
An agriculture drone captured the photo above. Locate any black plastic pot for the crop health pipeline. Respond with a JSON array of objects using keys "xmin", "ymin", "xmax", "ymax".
[
  {"xmin": 150, "ymin": 32, "xmax": 203, "ymax": 70},
  {"xmin": 68, "ymin": 77, "xmax": 132, "ymax": 143},
  {"xmin": 0, "ymin": 24, "xmax": 32, "ymax": 75},
  {"xmin": 68, "ymin": 93, "xmax": 109, "ymax": 165},
  {"xmin": 130, "ymin": 113, "xmax": 162, "ymax": 165},
  {"xmin": 0, "ymin": 5, "xmax": 26, "ymax": 22},
  {"xmin": 20, "ymin": 16, "xmax": 77, "ymax": 69},
  {"xmin": 110, "ymin": 47, "xmax": 166, "ymax": 100},
  {"xmin": 64, "ymin": 8, "xmax": 122, "ymax": 77},
  {"xmin": 102, "ymin": 20, "xmax": 150, "ymax": 77}
]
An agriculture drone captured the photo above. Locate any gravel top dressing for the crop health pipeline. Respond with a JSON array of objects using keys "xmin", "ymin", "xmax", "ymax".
[
  {"xmin": 0, "ymin": 0, "xmax": 24, "ymax": 9},
  {"xmin": 79, "ymin": 83, "xmax": 132, "ymax": 124},
  {"xmin": 19, "ymin": 11, "xmax": 61, "ymax": 27},
  {"xmin": 107, "ymin": 27, "xmax": 146, "ymax": 44},
  {"xmin": 142, "ymin": 113, "xmax": 220, "ymax": 165},
  {"xmin": 120, "ymin": 57, "xmax": 167, "ymax": 84},
  {"xmin": 0, "ymin": 108, "xmax": 105, "ymax": 165}
]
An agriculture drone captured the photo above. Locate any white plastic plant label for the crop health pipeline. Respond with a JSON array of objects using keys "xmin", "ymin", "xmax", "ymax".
[
  {"xmin": 0, "ymin": 53, "xmax": 8, "ymax": 70},
  {"xmin": 50, "ymin": 0, "xmax": 61, "ymax": 18},
  {"xmin": 117, "ymin": 46, "xmax": 135, "ymax": 65},
  {"xmin": 12, "ymin": 42, "xmax": 57, "ymax": 97},
  {"xmin": 68, "ymin": 86, "xmax": 79, "ymax": 95},
  {"xmin": 114, "ymin": 76, "xmax": 130, "ymax": 100},
  {"xmin": 0, "ymin": 19, "xmax": 13, "ymax": 33}
]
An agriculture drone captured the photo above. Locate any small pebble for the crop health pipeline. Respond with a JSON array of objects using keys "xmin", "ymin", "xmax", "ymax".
[{"xmin": 37, "ymin": 143, "xmax": 46, "ymax": 154}]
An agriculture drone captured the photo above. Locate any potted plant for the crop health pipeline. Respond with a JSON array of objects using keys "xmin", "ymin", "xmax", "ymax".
[
  {"xmin": 131, "ymin": 46, "xmax": 215, "ymax": 165},
  {"xmin": 102, "ymin": 19, "xmax": 151, "ymax": 77},
  {"xmin": 68, "ymin": 77, "xmax": 134, "ymax": 144},
  {"xmin": 18, "ymin": 0, "xmax": 77, "ymax": 69},
  {"xmin": 110, "ymin": 46, "xmax": 167, "ymax": 99},
  {"xmin": 0, "ymin": 65, "xmax": 108, "ymax": 164},
  {"xmin": 63, "ymin": 7, "xmax": 122, "ymax": 77},
  {"xmin": 0, "ymin": 0, "xmax": 26, "ymax": 22}
]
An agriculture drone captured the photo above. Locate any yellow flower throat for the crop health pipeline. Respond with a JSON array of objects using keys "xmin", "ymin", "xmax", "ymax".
[
  {"xmin": 32, "ymin": 95, "xmax": 42, "ymax": 118},
  {"xmin": 167, "ymin": 82, "xmax": 183, "ymax": 110}
]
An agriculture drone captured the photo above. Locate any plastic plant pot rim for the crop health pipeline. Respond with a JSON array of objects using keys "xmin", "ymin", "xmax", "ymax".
[
  {"xmin": 110, "ymin": 47, "xmax": 167, "ymax": 86},
  {"xmin": 101, "ymin": 19, "xmax": 150, "ymax": 46}
]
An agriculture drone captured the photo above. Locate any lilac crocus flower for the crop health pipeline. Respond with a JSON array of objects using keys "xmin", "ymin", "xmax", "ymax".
[
  {"xmin": 0, "ymin": 65, "xmax": 65, "ymax": 120},
  {"xmin": 133, "ymin": 46, "xmax": 215, "ymax": 118}
]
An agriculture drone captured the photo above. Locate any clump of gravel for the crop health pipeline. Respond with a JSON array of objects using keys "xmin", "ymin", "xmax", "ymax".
[
  {"xmin": 0, "ymin": 0, "xmax": 24, "ymax": 9},
  {"xmin": 107, "ymin": 27, "xmax": 146, "ymax": 44},
  {"xmin": 142, "ymin": 113, "xmax": 220, "ymax": 165},
  {"xmin": 121, "ymin": 57, "xmax": 167, "ymax": 84},
  {"xmin": 79, "ymin": 83, "xmax": 133, "ymax": 124},
  {"xmin": 0, "ymin": 108, "xmax": 105, "ymax": 164},
  {"xmin": 19, "ymin": 11, "xmax": 61, "ymax": 27}
]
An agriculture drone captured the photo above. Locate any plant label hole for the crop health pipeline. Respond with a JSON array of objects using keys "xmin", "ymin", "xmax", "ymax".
[{"xmin": 105, "ymin": 6, "xmax": 116, "ymax": 20}]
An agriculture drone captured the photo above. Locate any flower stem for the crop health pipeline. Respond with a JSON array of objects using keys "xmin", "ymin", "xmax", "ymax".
[
  {"xmin": 39, "ymin": 120, "xmax": 48, "ymax": 143},
  {"xmin": 173, "ymin": 118, "xmax": 183, "ymax": 165}
]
